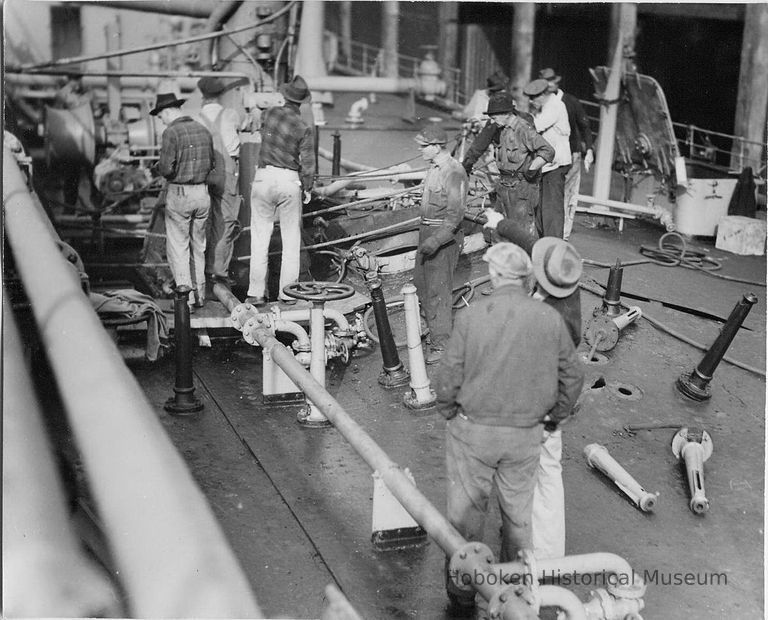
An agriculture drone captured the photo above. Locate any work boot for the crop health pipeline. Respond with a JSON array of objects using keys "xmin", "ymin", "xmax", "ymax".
[
  {"xmin": 425, "ymin": 345, "xmax": 444, "ymax": 365},
  {"xmin": 245, "ymin": 296, "xmax": 266, "ymax": 307}
]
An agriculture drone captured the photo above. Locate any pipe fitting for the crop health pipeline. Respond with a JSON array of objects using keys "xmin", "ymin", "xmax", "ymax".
[{"xmin": 448, "ymin": 541, "xmax": 496, "ymax": 595}]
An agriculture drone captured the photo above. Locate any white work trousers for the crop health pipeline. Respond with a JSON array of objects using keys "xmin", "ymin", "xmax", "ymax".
[
  {"xmin": 165, "ymin": 183, "xmax": 210, "ymax": 304},
  {"xmin": 532, "ymin": 428, "xmax": 565, "ymax": 559},
  {"xmin": 248, "ymin": 166, "xmax": 302, "ymax": 300},
  {"xmin": 562, "ymin": 152, "xmax": 582, "ymax": 241}
]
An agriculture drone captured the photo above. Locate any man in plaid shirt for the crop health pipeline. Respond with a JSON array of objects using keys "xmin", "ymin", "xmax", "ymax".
[
  {"xmin": 246, "ymin": 75, "xmax": 315, "ymax": 305},
  {"xmin": 153, "ymin": 92, "xmax": 222, "ymax": 308}
]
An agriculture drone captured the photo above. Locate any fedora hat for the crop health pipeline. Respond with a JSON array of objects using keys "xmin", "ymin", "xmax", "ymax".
[
  {"xmin": 149, "ymin": 92, "xmax": 186, "ymax": 115},
  {"xmin": 532, "ymin": 237, "xmax": 583, "ymax": 298},
  {"xmin": 197, "ymin": 76, "xmax": 227, "ymax": 98},
  {"xmin": 486, "ymin": 70, "xmax": 508, "ymax": 93},
  {"xmin": 281, "ymin": 75, "xmax": 311, "ymax": 104},
  {"xmin": 486, "ymin": 92, "xmax": 516, "ymax": 115},
  {"xmin": 539, "ymin": 68, "xmax": 562, "ymax": 84}
]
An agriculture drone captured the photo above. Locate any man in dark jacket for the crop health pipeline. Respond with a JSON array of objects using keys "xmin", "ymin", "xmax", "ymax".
[
  {"xmin": 434, "ymin": 242, "xmax": 583, "ymax": 610},
  {"xmin": 539, "ymin": 68, "xmax": 595, "ymax": 241}
]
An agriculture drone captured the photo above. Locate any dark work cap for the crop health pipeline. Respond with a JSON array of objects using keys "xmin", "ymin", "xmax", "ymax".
[{"xmin": 523, "ymin": 79, "xmax": 549, "ymax": 97}]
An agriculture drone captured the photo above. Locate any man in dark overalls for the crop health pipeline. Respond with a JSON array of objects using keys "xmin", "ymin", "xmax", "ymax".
[
  {"xmin": 463, "ymin": 92, "xmax": 554, "ymax": 251},
  {"xmin": 413, "ymin": 125, "xmax": 467, "ymax": 365}
]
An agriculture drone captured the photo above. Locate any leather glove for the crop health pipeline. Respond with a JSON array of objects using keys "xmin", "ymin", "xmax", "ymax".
[
  {"xmin": 523, "ymin": 167, "xmax": 540, "ymax": 183},
  {"xmin": 419, "ymin": 236, "xmax": 442, "ymax": 257},
  {"xmin": 583, "ymin": 148, "xmax": 594, "ymax": 172},
  {"xmin": 483, "ymin": 208, "xmax": 504, "ymax": 230}
]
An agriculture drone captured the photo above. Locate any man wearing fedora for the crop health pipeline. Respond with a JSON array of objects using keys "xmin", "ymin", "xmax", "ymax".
[
  {"xmin": 525, "ymin": 78, "xmax": 572, "ymax": 240},
  {"xmin": 413, "ymin": 124, "xmax": 467, "ymax": 365},
  {"xmin": 152, "ymin": 91, "xmax": 221, "ymax": 308},
  {"xmin": 247, "ymin": 75, "xmax": 315, "ymax": 305},
  {"xmin": 461, "ymin": 70, "xmax": 509, "ymax": 123},
  {"xmin": 197, "ymin": 76, "xmax": 244, "ymax": 287},
  {"xmin": 463, "ymin": 91, "xmax": 554, "ymax": 250},
  {"xmin": 539, "ymin": 68, "xmax": 595, "ymax": 241},
  {"xmin": 434, "ymin": 241, "xmax": 583, "ymax": 612}
]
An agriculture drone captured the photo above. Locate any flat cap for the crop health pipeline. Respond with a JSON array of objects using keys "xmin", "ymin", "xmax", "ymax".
[
  {"xmin": 483, "ymin": 242, "xmax": 532, "ymax": 279},
  {"xmin": 523, "ymin": 79, "xmax": 549, "ymax": 97},
  {"xmin": 414, "ymin": 124, "xmax": 447, "ymax": 146},
  {"xmin": 197, "ymin": 76, "xmax": 227, "ymax": 98}
]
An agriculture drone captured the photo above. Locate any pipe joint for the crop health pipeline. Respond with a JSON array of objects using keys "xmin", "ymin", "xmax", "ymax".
[{"xmin": 448, "ymin": 542, "xmax": 496, "ymax": 595}]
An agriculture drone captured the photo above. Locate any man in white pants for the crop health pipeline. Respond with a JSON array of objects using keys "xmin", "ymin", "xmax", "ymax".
[{"xmin": 247, "ymin": 75, "xmax": 315, "ymax": 305}]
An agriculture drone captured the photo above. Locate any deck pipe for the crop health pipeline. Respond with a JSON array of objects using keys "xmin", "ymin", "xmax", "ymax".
[
  {"xmin": 601, "ymin": 259, "xmax": 624, "ymax": 318},
  {"xmin": 401, "ymin": 283, "xmax": 437, "ymax": 410},
  {"xmin": 584, "ymin": 444, "xmax": 658, "ymax": 512},
  {"xmin": 332, "ymin": 130, "xmax": 342, "ymax": 177},
  {"xmin": 3, "ymin": 299, "xmax": 121, "ymax": 618},
  {"xmin": 671, "ymin": 428, "xmax": 714, "ymax": 514},
  {"xmin": 584, "ymin": 306, "xmax": 642, "ymax": 361},
  {"xmin": 165, "ymin": 285, "xmax": 204, "ymax": 414},
  {"xmin": 3, "ymin": 146, "xmax": 261, "ymax": 618},
  {"xmin": 299, "ymin": 301, "xmax": 334, "ymax": 427},
  {"xmin": 676, "ymin": 293, "xmax": 758, "ymax": 401}
]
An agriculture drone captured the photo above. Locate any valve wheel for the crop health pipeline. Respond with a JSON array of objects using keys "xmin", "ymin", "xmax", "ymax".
[{"xmin": 282, "ymin": 281, "xmax": 355, "ymax": 302}]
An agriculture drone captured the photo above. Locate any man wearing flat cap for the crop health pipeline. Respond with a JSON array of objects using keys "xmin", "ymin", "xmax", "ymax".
[
  {"xmin": 153, "ymin": 91, "xmax": 222, "ymax": 309},
  {"xmin": 434, "ymin": 241, "xmax": 583, "ymax": 612},
  {"xmin": 525, "ymin": 77, "xmax": 572, "ymax": 239},
  {"xmin": 539, "ymin": 68, "xmax": 595, "ymax": 241},
  {"xmin": 197, "ymin": 76, "xmax": 244, "ymax": 286},
  {"xmin": 413, "ymin": 124, "xmax": 467, "ymax": 365},
  {"xmin": 463, "ymin": 91, "xmax": 555, "ymax": 249},
  {"xmin": 247, "ymin": 75, "xmax": 315, "ymax": 305}
]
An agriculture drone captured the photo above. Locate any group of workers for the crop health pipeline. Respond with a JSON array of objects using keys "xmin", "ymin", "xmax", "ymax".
[
  {"xmin": 152, "ymin": 74, "xmax": 314, "ymax": 310},
  {"xmin": 154, "ymin": 66, "xmax": 589, "ymax": 613},
  {"xmin": 413, "ymin": 69, "xmax": 591, "ymax": 613}
]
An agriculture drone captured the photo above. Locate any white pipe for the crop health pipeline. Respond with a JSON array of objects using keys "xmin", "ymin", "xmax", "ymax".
[
  {"xmin": 272, "ymin": 319, "xmax": 310, "ymax": 350},
  {"xmin": 402, "ymin": 283, "xmax": 436, "ymax": 409},
  {"xmin": 536, "ymin": 553, "xmax": 638, "ymax": 584},
  {"xmin": 294, "ymin": 0, "xmax": 327, "ymax": 78},
  {"xmin": 592, "ymin": 32, "xmax": 624, "ymax": 201},
  {"xmin": 584, "ymin": 444, "xmax": 658, "ymax": 512},
  {"xmin": 304, "ymin": 304, "xmax": 331, "ymax": 424},
  {"xmin": 538, "ymin": 585, "xmax": 588, "ymax": 620},
  {"xmin": 305, "ymin": 75, "xmax": 419, "ymax": 93}
]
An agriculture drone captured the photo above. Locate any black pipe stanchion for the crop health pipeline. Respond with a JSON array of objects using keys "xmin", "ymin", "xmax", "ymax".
[
  {"xmin": 165, "ymin": 285, "xmax": 204, "ymax": 414},
  {"xmin": 365, "ymin": 272, "xmax": 410, "ymax": 388},
  {"xmin": 313, "ymin": 124, "xmax": 320, "ymax": 180},
  {"xmin": 676, "ymin": 293, "xmax": 758, "ymax": 401},
  {"xmin": 332, "ymin": 130, "xmax": 341, "ymax": 178},
  {"xmin": 602, "ymin": 259, "xmax": 624, "ymax": 317}
]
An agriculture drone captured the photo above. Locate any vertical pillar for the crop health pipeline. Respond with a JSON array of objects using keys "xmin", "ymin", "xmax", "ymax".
[
  {"xmin": 608, "ymin": 3, "xmax": 637, "ymax": 72},
  {"xmin": 731, "ymin": 3, "xmax": 768, "ymax": 172},
  {"xmin": 294, "ymin": 0, "xmax": 327, "ymax": 78},
  {"xmin": 105, "ymin": 17, "xmax": 122, "ymax": 122},
  {"xmin": 165, "ymin": 286, "xmax": 203, "ymax": 414},
  {"xmin": 438, "ymin": 2, "xmax": 459, "ymax": 98},
  {"xmin": 331, "ymin": 130, "xmax": 342, "ymax": 177},
  {"xmin": 382, "ymin": 1, "xmax": 400, "ymax": 78},
  {"xmin": 297, "ymin": 301, "xmax": 333, "ymax": 427},
  {"xmin": 339, "ymin": 1, "xmax": 352, "ymax": 64},
  {"xmin": 510, "ymin": 3, "xmax": 536, "ymax": 111}
]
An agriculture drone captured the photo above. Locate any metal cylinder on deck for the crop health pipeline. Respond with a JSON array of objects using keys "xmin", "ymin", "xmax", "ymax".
[
  {"xmin": 165, "ymin": 286, "xmax": 203, "ymax": 414},
  {"xmin": 232, "ymin": 134, "xmax": 260, "ymax": 288},
  {"xmin": 401, "ymin": 283, "xmax": 436, "ymax": 410},
  {"xmin": 366, "ymin": 272, "xmax": 410, "ymax": 388},
  {"xmin": 601, "ymin": 259, "xmax": 624, "ymax": 317},
  {"xmin": 332, "ymin": 130, "xmax": 342, "ymax": 177},
  {"xmin": 297, "ymin": 302, "xmax": 333, "ymax": 427},
  {"xmin": 676, "ymin": 293, "xmax": 758, "ymax": 401},
  {"xmin": 671, "ymin": 428, "xmax": 713, "ymax": 514},
  {"xmin": 584, "ymin": 444, "xmax": 658, "ymax": 512}
]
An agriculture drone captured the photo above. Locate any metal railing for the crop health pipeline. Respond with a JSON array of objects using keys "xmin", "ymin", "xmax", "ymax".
[{"xmin": 3, "ymin": 146, "xmax": 262, "ymax": 618}]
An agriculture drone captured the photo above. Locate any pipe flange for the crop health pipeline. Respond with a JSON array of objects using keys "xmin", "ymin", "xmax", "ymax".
[
  {"xmin": 448, "ymin": 542, "xmax": 495, "ymax": 593},
  {"xmin": 671, "ymin": 428, "xmax": 713, "ymax": 461},
  {"xmin": 487, "ymin": 584, "xmax": 538, "ymax": 620},
  {"xmin": 231, "ymin": 304, "xmax": 252, "ymax": 331},
  {"xmin": 585, "ymin": 315, "xmax": 619, "ymax": 351},
  {"xmin": 606, "ymin": 572, "xmax": 646, "ymax": 599}
]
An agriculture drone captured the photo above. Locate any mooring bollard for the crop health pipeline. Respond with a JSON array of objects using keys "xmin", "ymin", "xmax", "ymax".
[
  {"xmin": 584, "ymin": 444, "xmax": 658, "ymax": 512},
  {"xmin": 165, "ymin": 285, "xmax": 203, "ymax": 414},
  {"xmin": 671, "ymin": 427, "xmax": 713, "ymax": 514},
  {"xmin": 676, "ymin": 293, "xmax": 758, "ymax": 401},
  {"xmin": 401, "ymin": 283, "xmax": 436, "ymax": 410},
  {"xmin": 601, "ymin": 259, "xmax": 624, "ymax": 317}
]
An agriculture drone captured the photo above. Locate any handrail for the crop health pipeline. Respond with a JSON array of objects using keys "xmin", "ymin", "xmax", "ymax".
[{"xmin": 3, "ymin": 146, "xmax": 262, "ymax": 618}]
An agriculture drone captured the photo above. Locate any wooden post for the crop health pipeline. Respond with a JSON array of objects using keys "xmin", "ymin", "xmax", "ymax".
[
  {"xmin": 731, "ymin": 3, "xmax": 768, "ymax": 172},
  {"xmin": 382, "ymin": 1, "xmax": 399, "ymax": 78},
  {"xmin": 510, "ymin": 3, "xmax": 536, "ymax": 112},
  {"xmin": 609, "ymin": 3, "xmax": 637, "ymax": 72}
]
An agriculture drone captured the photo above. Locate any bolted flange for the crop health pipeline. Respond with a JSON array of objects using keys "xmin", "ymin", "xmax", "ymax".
[{"xmin": 448, "ymin": 542, "xmax": 496, "ymax": 594}]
